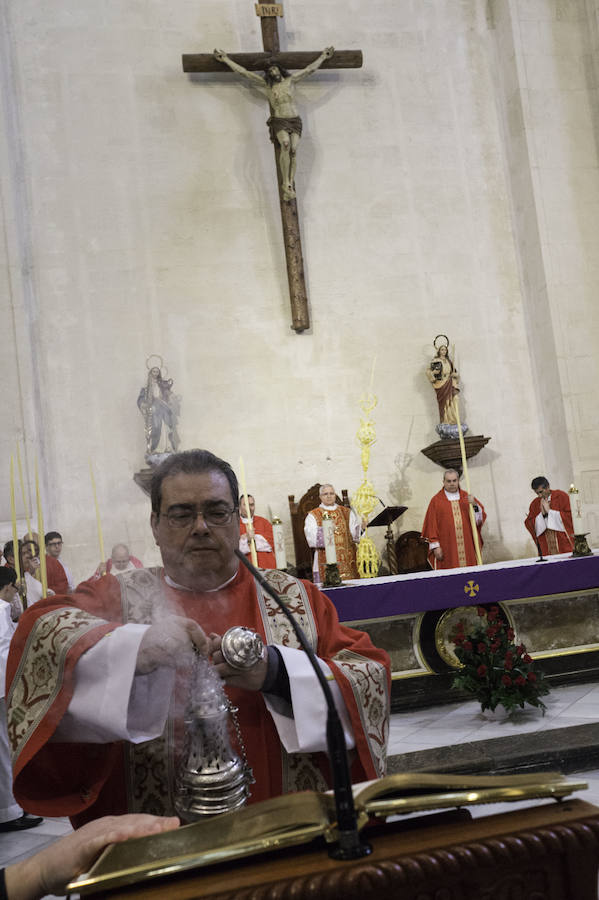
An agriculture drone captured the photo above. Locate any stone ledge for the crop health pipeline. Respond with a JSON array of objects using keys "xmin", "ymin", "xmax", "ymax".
[{"xmin": 387, "ymin": 723, "xmax": 599, "ymax": 776}]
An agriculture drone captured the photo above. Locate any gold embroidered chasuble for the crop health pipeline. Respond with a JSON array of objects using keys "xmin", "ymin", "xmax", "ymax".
[{"xmin": 310, "ymin": 506, "xmax": 359, "ymax": 581}]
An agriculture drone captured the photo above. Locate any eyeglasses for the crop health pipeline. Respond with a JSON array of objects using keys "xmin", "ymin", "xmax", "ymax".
[
  {"xmin": 162, "ymin": 504, "xmax": 238, "ymax": 529},
  {"xmin": 47, "ymin": 541, "xmax": 63, "ymax": 547}
]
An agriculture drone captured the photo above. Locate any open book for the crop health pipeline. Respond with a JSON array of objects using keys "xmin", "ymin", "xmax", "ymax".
[{"xmin": 70, "ymin": 771, "xmax": 587, "ymax": 895}]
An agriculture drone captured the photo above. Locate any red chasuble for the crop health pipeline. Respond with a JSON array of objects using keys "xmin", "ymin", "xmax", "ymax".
[
  {"xmin": 7, "ymin": 565, "xmax": 389, "ymax": 827},
  {"xmin": 524, "ymin": 490, "xmax": 574, "ymax": 556},
  {"xmin": 421, "ymin": 489, "xmax": 486, "ymax": 569},
  {"xmin": 239, "ymin": 515, "xmax": 276, "ymax": 568}
]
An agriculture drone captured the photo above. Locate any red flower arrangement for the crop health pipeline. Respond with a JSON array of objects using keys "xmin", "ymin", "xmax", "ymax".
[{"xmin": 451, "ymin": 605, "xmax": 549, "ymax": 713}]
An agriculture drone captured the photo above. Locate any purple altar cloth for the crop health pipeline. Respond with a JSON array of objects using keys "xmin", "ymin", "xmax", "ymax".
[{"xmin": 324, "ymin": 553, "xmax": 599, "ymax": 622}]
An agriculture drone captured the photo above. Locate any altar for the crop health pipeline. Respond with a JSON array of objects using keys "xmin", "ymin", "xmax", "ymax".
[{"xmin": 325, "ymin": 552, "xmax": 599, "ymax": 711}]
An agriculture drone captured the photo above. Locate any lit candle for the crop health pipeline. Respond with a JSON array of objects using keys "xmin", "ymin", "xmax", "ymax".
[
  {"xmin": 34, "ymin": 458, "xmax": 48, "ymax": 598},
  {"xmin": 272, "ymin": 516, "xmax": 287, "ymax": 570},
  {"xmin": 238, "ymin": 457, "xmax": 258, "ymax": 567},
  {"xmin": 89, "ymin": 459, "xmax": 106, "ymax": 567},
  {"xmin": 16, "ymin": 443, "xmax": 32, "ymax": 536},
  {"xmin": 322, "ymin": 512, "xmax": 337, "ymax": 564},
  {"xmin": 9, "ymin": 457, "xmax": 22, "ymax": 584},
  {"xmin": 568, "ymin": 484, "xmax": 585, "ymax": 534}
]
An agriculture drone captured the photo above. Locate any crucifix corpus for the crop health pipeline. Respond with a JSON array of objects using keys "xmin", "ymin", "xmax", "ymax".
[{"xmin": 182, "ymin": 3, "xmax": 362, "ymax": 333}]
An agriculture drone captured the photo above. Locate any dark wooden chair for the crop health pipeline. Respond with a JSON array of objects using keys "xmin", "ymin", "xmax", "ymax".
[
  {"xmin": 288, "ymin": 484, "xmax": 350, "ymax": 581},
  {"xmin": 395, "ymin": 530, "xmax": 432, "ymax": 574}
]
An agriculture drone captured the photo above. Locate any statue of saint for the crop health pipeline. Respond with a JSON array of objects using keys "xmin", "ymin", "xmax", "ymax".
[
  {"xmin": 137, "ymin": 359, "xmax": 180, "ymax": 461},
  {"xmin": 426, "ymin": 335, "xmax": 460, "ymax": 425},
  {"xmin": 213, "ymin": 47, "xmax": 335, "ymax": 201}
]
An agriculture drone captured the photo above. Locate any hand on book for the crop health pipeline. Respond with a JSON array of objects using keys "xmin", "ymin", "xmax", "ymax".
[{"xmin": 7, "ymin": 813, "xmax": 180, "ymax": 899}]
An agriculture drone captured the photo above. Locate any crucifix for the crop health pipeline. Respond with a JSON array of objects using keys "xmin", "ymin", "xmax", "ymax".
[{"xmin": 182, "ymin": 3, "xmax": 362, "ymax": 333}]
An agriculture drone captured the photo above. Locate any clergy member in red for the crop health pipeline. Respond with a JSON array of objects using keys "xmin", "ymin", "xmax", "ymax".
[
  {"xmin": 421, "ymin": 468, "xmax": 486, "ymax": 569},
  {"xmin": 524, "ymin": 476, "xmax": 573, "ymax": 556},
  {"xmin": 22, "ymin": 533, "xmax": 69, "ymax": 595},
  {"xmin": 7, "ymin": 450, "xmax": 389, "ymax": 828},
  {"xmin": 239, "ymin": 494, "xmax": 276, "ymax": 568}
]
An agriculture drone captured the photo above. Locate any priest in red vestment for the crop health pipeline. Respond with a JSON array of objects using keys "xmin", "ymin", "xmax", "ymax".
[
  {"xmin": 421, "ymin": 469, "xmax": 486, "ymax": 569},
  {"xmin": 7, "ymin": 450, "xmax": 389, "ymax": 829},
  {"xmin": 239, "ymin": 494, "xmax": 276, "ymax": 568},
  {"xmin": 22, "ymin": 533, "xmax": 69, "ymax": 595},
  {"xmin": 524, "ymin": 476, "xmax": 574, "ymax": 556}
]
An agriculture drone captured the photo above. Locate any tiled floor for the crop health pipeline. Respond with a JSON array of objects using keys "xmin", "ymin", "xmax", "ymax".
[
  {"xmin": 0, "ymin": 815, "xmax": 73, "ymax": 899},
  {"xmin": 1, "ymin": 681, "xmax": 598, "ymax": 898},
  {"xmin": 388, "ymin": 679, "xmax": 599, "ymax": 817},
  {"xmin": 388, "ymin": 680, "xmax": 599, "ymax": 757}
]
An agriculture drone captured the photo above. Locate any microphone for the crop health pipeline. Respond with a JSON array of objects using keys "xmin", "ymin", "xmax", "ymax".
[{"xmin": 234, "ymin": 549, "xmax": 372, "ymax": 860}]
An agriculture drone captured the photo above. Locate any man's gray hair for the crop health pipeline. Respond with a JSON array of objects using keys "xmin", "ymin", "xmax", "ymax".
[
  {"xmin": 443, "ymin": 468, "xmax": 461, "ymax": 479},
  {"xmin": 111, "ymin": 543, "xmax": 130, "ymax": 557}
]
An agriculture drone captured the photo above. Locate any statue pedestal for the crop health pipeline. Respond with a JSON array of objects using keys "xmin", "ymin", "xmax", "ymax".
[
  {"xmin": 421, "ymin": 434, "xmax": 491, "ymax": 471},
  {"xmin": 133, "ymin": 468, "xmax": 153, "ymax": 497},
  {"xmin": 133, "ymin": 452, "xmax": 179, "ymax": 497}
]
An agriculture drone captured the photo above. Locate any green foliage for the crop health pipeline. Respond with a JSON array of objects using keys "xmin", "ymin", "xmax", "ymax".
[{"xmin": 451, "ymin": 605, "xmax": 549, "ymax": 713}]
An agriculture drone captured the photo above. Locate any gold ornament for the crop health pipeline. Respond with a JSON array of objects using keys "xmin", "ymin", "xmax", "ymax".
[
  {"xmin": 356, "ymin": 535, "xmax": 380, "ymax": 578},
  {"xmin": 352, "ymin": 390, "xmax": 380, "ymax": 578}
]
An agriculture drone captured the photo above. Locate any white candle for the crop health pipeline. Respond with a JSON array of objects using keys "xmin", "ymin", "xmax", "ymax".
[
  {"xmin": 322, "ymin": 513, "xmax": 337, "ymax": 564},
  {"xmin": 272, "ymin": 516, "xmax": 287, "ymax": 570},
  {"xmin": 568, "ymin": 484, "xmax": 585, "ymax": 533}
]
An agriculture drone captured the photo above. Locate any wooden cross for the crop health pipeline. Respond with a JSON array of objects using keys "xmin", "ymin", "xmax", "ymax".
[{"xmin": 182, "ymin": 3, "xmax": 362, "ymax": 333}]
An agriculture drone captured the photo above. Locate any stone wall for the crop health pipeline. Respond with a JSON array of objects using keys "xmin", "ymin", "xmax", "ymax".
[{"xmin": 0, "ymin": 0, "xmax": 597, "ymax": 582}]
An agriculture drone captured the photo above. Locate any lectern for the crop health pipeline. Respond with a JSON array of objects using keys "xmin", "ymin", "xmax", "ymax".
[{"xmin": 75, "ymin": 799, "xmax": 599, "ymax": 899}]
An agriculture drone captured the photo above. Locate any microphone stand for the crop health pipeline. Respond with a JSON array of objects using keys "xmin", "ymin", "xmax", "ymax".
[
  {"xmin": 235, "ymin": 550, "xmax": 372, "ymax": 860},
  {"xmin": 535, "ymin": 536, "xmax": 546, "ymax": 562}
]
